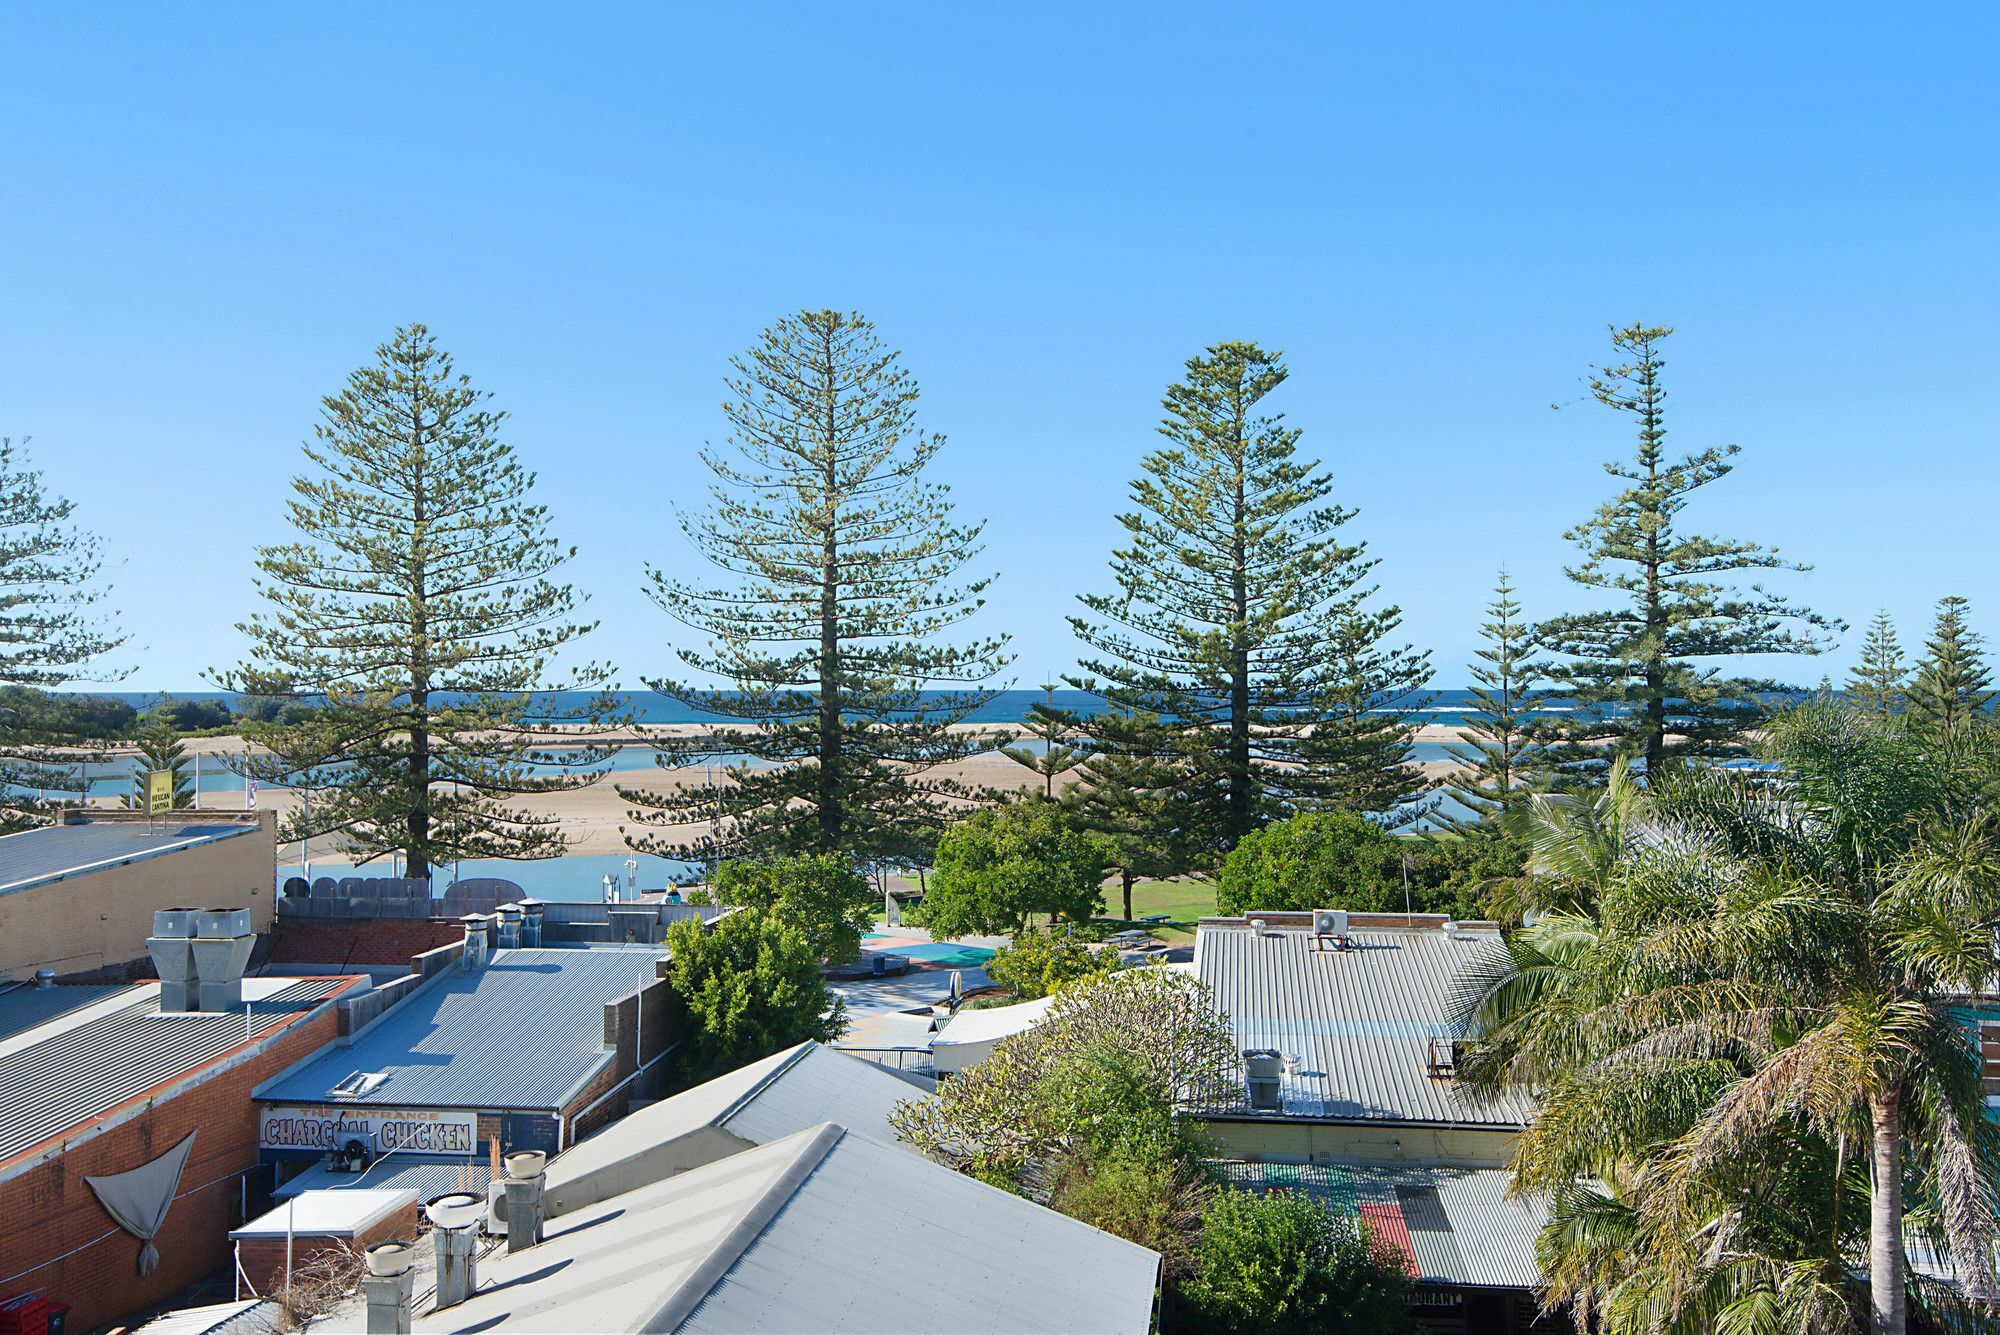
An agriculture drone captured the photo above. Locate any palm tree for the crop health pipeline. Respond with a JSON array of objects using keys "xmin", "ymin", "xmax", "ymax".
[
  {"xmin": 1482, "ymin": 756, "xmax": 1644, "ymax": 921},
  {"xmin": 1456, "ymin": 700, "xmax": 2000, "ymax": 1334}
]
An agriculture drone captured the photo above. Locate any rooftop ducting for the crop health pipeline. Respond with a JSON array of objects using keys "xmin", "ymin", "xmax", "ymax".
[
  {"xmin": 147, "ymin": 907, "xmax": 201, "ymax": 1013},
  {"xmin": 518, "ymin": 898, "xmax": 546, "ymax": 948},
  {"xmin": 1244, "ymin": 1048, "xmax": 1283, "ymax": 1112},
  {"xmin": 190, "ymin": 908, "xmax": 255, "ymax": 1012}
]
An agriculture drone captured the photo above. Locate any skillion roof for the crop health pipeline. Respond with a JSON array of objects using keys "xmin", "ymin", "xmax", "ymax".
[
  {"xmin": 0, "ymin": 818, "xmax": 258, "ymax": 897},
  {"xmin": 0, "ymin": 977, "xmax": 355, "ymax": 1169},
  {"xmin": 1194, "ymin": 921, "xmax": 1533, "ymax": 1127},
  {"xmin": 255, "ymin": 946, "xmax": 665, "ymax": 1114}
]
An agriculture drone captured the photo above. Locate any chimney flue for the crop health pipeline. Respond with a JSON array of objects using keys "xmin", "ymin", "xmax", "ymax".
[
  {"xmin": 363, "ymin": 1240, "xmax": 416, "ymax": 1334},
  {"xmin": 426, "ymin": 1193, "xmax": 483, "ymax": 1309},
  {"xmin": 494, "ymin": 904, "xmax": 523, "ymax": 952},
  {"xmin": 503, "ymin": 1151, "xmax": 547, "ymax": 1253},
  {"xmin": 519, "ymin": 898, "xmax": 546, "ymax": 948},
  {"xmin": 461, "ymin": 914, "xmax": 491, "ymax": 970}
]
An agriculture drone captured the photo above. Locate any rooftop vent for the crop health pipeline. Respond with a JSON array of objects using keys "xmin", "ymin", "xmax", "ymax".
[
  {"xmin": 1244, "ymin": 1048, "xmax": 1283, "ymax": 1112},
  {"xmin": 190, "ymin": 908, "xmax": 254, "ymax": 1011},
  {"xmin": 33, "ymin": 968, "xmax": 54, "ymax": 989},
  {"xmin": 328, "ymin": 1071, "xmax": 390, "ymax": 1101}
]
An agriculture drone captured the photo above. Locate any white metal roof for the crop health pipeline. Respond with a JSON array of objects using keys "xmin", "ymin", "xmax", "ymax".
[
  {"xmin": 318, "ymin": 1123, "xmax": 1160, "ymax": 1334},
  {"xmin": 1194, "ymin": 921, "xmax": 1534, "ymax": 1127},
  {"xmin": 931, "ymin": 995, "xmax": 1056, "ymax": 1049},
  {"xmin": 231, "ymin": 1187, "xmax": 416, "ymax": 1239}
]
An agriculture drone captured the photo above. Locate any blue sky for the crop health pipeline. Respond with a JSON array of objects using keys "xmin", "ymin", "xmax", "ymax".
[{"xmin": 2, "ymin": 5, "xmax": 1992, "ymax": 692}]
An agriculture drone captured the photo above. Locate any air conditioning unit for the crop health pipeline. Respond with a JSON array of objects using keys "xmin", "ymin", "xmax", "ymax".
[{"xmin": 1313, "ymin": 909, "xmax": 1347, "ymax": 937}]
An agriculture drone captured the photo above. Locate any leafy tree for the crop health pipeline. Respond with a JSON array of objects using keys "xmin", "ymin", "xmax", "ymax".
[
  {"xmin": 999, "ymin": 683, "xmax": 1088, "ymax": 799},
  {"xmin": 917, "ymin": 801, "xmax": 1108, "ymax": 938},
  {"xmin": 1177, "ymin": 1190, "xmax": 1414, "ymax": 1334},
  {"xmin": 1068, "ymin": 341, "xmax": 1416, "ymax": 866},
  {"xmin": 1537, "ymin": 325, "xmax": 1835, "ymax": 778},
  {"xmin": 985, "ymin": 930, "xmax": 1116, "ymax": 999},
  {"xmin": 697, "ymin": 853, "xmax": 874, "ymax": 965},
  {"xmin": 125, "ymin": 714, "xmax": 194, "ymax": 810},
  {"xmin": 892, "ymin": 967, "xmax": 1236, "ymax": 1185},
  {"xmin": 1438, "ymin": 572, "xmax": 1549, "ymax": 832},
  {"xmin": 1848, "ymin": 609, "xmax": 1909, "ymax": 716},
  {"xmin": 157, "ymin": 697, "xmax": 234, "ymax": 732},
  {"xmin": 622, "ymin": 311, "xmax": 1010, "ymax": 863},
  {"xmin": 1457, "ymin": 700, "xmax": 2000, "ymax": 1334},
  {"xmin": 1906, "ymin": 595, "xmax": 1992, "ymax": 735},
  {"xmin": 664, "ymin": 908, "xmax": 845, "ymax": 1080},
  {"xmin": 1217, "ymin": 813, "xmax": 1504, "ymax": 920},
  {"xmin": 216, "ymin": 325, "xmax": 618, "ymax": 882},
  {"xmin": 0, "ymin": 438, "xmax": 127, "ymax": 830},
  {"xmin": 1048, "ymin": 1146, "xmax": 1210, "ymax": 1285}
]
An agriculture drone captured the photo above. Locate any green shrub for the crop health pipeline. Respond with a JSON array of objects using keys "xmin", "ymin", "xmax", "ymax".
[
  {"xmin": 664, "ymin": 908, "xmax": 845, "ymax": 1080},
  {"xmin": 1217, "ymin": 811, "xmax": 1513, "ymax": 920},
  {"xmin": 703, "ymin": 853, "xmax": 875, "ymax": 965},
  {"xmin": 985, "ymin": 930, "xmax": 1116, "ymax": 999},
  {"xmin": 918, "ymin": 801, "xmax": 1109, "ymax": 937},
  {"xmin": 1178, "ymin": 1190, "xmax": 1414, "ymax": 1333}
]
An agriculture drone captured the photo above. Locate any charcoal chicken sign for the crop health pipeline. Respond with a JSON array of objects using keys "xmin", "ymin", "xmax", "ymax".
[{"xmin": 260, "ymin": 1104, "xmax": 478, "ymax": 1156}]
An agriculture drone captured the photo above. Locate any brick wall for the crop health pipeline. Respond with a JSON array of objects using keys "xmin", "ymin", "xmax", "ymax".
[
  {"xmin": 564, "ymin": 1058, "xmax": 630, "ymax": 1144},
  {"xmin": 268, "ymin": 919, "xmax": 465, "ymax": 968},
  {"xmin": 234, "ymin": 1197, "xmax": 418, "ymax": 1295},
  {"xmin": 0, "ymin": 1006, "xmax": 340, "ymax": 1332}
]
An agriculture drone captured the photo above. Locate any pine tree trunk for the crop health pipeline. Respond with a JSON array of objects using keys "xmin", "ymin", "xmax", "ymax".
[
  {"xmin": 816, "ymin": 340, "xmax": 842, "ymax": 853},
  {"xmin": 1122, "ymin": 867, "xmax": 1135, "ymax": 922},
  {"xmin": 1227, "ymin": 419, "xmax": 1251, "ymax": 845},
  {"xmin": 407, "ymin": 394, "xmax": 432, "ymax": 884},
  {"xmin": 1869, "ymin": 1088, "xmax": 1906, "ymax": 1335}
]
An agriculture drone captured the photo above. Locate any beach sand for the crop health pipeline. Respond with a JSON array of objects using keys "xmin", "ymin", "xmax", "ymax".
[{"xmin": 155, "ymin": 724, "xmax": 1479, "ymax": 859}]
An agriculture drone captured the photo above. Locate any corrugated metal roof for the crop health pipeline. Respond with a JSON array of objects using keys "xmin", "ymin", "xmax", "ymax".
[
  {"xmin": 0, "ymin": 819, "xmax": 256, "ymax": 896},
  {"xmin": 1211, "ymin": 1159, "xmax": 1548, "ymax": 1289},
  {"xmin": 133, "ymin": 1299, "xmax": 282, "ymax": 1335},
  {"xmin": 0, "ymin": 978, "xmax": 349, "ymax": 1164},
  {"xmin": 0, "ymin": 982, "xmax": 131, "ymax": 1043},
  {"xmin": 272, "ymin": 1155, "xmax": 491, "ymax": 1201},
  {"xmin": 678, "ymin": 1129, "xmax": 1159, "ymax": 1334},
  {"xmin": 720, "ymin": 1042, "xmax": 931, "ymax": 1149},
  {"xmin": 1195, "ymin": 924, "xmax": 1533, "ymax": 1127},
  {"xmin": 255, "ymin": 947, "xmax": 666, "ymax": 1113}
]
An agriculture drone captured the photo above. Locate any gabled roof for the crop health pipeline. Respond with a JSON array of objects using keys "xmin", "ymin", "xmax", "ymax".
[
  {"xmin": 255, "ymin": 947, "xmax": 664, "ymax": 1113},
  {"xmin": 0, "ymin": 818, "xmax": 258, "ymax": 897},
  {"xmin": 546, "ymin": 1041, "xmax": 928, "ymax": 1214},
  {"xmin": 331, "ymin": 1123, "xmax": 1159, "ymax": 1334},
  {"xmin": 1194, "ymin": 921, "xmax": 1533, "ymax": 1127}
]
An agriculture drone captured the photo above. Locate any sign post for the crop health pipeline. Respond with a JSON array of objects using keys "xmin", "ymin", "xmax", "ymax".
[{"xmin": 145, "ymin": 770, "xmax": 173, "ymax": 829}]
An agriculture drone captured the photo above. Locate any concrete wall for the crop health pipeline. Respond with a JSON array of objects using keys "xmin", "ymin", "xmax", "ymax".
[
  {"xmin": 1199, "ymin": 1117, "xmax": 1520, "ymax": 1168},
  {"xmin": 0, "ymin": 812, "xmax": 277, "ymax": 982}
]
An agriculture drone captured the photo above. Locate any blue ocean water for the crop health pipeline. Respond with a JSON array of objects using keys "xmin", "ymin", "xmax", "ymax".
[{"xmin": 102, "ymin": 687, "xmax": 1529, "ymax": 727}]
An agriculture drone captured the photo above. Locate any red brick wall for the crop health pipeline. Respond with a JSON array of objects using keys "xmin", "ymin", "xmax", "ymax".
[
  {"xmin": 0, "ymin": 1007, "xmax": 341, "ymax": 1332},
  {"xmin": 267, "ymin": 919, "xmax": 465, "ymax": 968},
  {"xmin": 234, "ymin": 1198, "xmax": 418, "ymax": 1295},
  {"xmin": 564, "ymin": 1059, "xmax": 629, "ymax": 1144}
]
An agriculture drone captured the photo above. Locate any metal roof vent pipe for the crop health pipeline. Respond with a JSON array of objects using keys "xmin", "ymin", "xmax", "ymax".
[
  {"xmin": 147, "ymin": 908, "xmax": 200, "ymax": 1013},
  {"xmin": 363, "ymin": 1239, "xmax": 416, "ymax": 1334},
  {"xmin": 460, "ymin": 914, "xmax": 491, "ymax": 970},
  {"xmin": 1244, "ymin": 1048, "xmax": 1284, "ymax": 1112},
  {"xmin": 494, "ymin": 904, "xmax": 523, "ymax": 952},
  {"xmin": 503, "ymin": 1151, "xmax": 546, "ymax": 1254},
  {"xmin": 191, "ymin": 908, "xmax": 255, "ymax": 1012},
  {"xmin": 426, "ymin": 1192, "xmax": 483, "ymax": 1309},
  {"xmin": 34, "ymin": 968, "xmax": 55, "ymax": 989},
  {"xmin": 519, "ymin": 898, "xmax": 546, "ymax": 948}
]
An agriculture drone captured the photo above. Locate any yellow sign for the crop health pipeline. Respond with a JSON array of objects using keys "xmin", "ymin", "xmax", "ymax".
[{"xmin": 146, "ymin": 770, "xmax": 173, "ymax": 815}]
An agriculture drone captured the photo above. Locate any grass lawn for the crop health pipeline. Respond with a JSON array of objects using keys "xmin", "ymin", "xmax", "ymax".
[{"xmin": 1095, "ymin": 877, "xmax": 1217, "ymax": 944}]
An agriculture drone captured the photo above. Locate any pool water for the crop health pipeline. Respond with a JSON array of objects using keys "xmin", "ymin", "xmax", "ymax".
[{"xmin": 894, "ymin": 943, "xmax": 997, "ymax": 967}]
